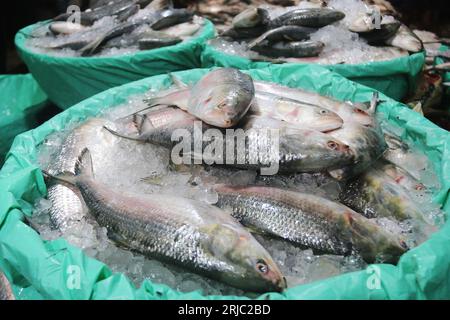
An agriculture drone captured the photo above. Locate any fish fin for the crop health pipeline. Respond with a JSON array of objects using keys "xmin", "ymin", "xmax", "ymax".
[
  {"xmin": 169, "ymin": 73, "xmax": 189, "ymax": 90},
  {"xmin": 146, "ymin": 0, "xmax": 173, "ymax": 11},
  {"xmin": 368, "ymin": 92, "xmax": 379, "ymax": 114},
  {"xmin": 42, "ymin": 170, "xmax": 77, "ymax": 188},
  {"xmin": 103, "ymin": 125, "xmax": 145, "ymax": 142},
  {"xmin": 80, "ymin": 35, "xmax": 106, "ymax": 56},
  {"xmin": 74, "ymin": 148, "xmax": 94, "ymax": 179},
  {"xmin": 117, "ymin": 4, "xmax": 139, "ymax": 22},
  {"xmin": 247, "ymin": 33, "xmax": 266, "ymax": 49}
]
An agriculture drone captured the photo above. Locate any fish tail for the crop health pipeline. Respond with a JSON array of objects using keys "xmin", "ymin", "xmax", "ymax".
[
  {"xmin": 41, "ymin": 169, "xmax": 78, "ymax": 189},
  {"xmin": 168, "ymin": 73, "xmax": 189, "ymax": 89},
  {"xmin": 247, "ymin": 34, "xmax": 265, "ymax": 49},
  {"xmin": 80, "ymin": 35, "xmax": 106, "ymax": 56},
  {"xmin": 368, "ymin": 92, "xmax": 379, "ymax": 114}
]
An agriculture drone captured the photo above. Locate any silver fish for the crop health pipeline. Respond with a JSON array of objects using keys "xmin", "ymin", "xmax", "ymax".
[
  {"xmin": 145, "ymin": 69, "xmax": 255, "ymax": 128},
  {"xmin": 253, "ymin": 81, "xmax": 375, "ymax": 127},
  {"xmin": 44, "ymin": 149, "xmax": 286, "ymax": 292},
  {"xmin": 106, "ymin": 114, "xmax": 355, "ymax": 174},
  {"xmin": 386, "ymin": 24, "xmax": 423, "ymax": 53},
  {"xmin": 214, "ymin": 184, "xmax": 407, "ymax": 263},
  {"xmin": 251, "ymin": 40, "xmax": 325, "ymax": 58},
  {"xmin": 339, "ymin": 160, "xmax": 427, "ymax": 221},
  {"xmin": 232, "ymin": 7, "xmax": 270, "ymax": 29},
  {"xmin": 249, "ymin": 91, "xmax": 344, "ymax": 132},
  {"xmin": 46, "ymin": 118, "xmax": 117, "ymax": 231},
  {"xmin": 270, "ymin": 8, "xmax": 345, "ymax": 28}
]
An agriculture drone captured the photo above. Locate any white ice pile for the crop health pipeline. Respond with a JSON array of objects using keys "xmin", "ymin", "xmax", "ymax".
[
  {"xmin": 208, "ymin": 38, "xmax": 262, "ymax": 60},
  {"xmin": 31, "ymin": 91, "xmax": 445, "ymax": 296},
  {"xmin": 211, "ymin": 0, "xmax": 409, "ymax": 65}
]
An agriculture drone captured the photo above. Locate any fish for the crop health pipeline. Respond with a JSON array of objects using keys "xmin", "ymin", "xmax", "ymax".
[
  {"xmin": 339, "ymin": 160, "xmax": 427, "ymax": 222},
  {"xmin": 158, "ymin": 20, "xmax": 202, "ymax": 38},
  {"xmin": 49, "ymin": 21, "xmax": 86, "ymax": 35},
  {"xmin": 150, "ymin": 9, "xmax": 194, "ymax": 30},
  {"xmin": 103, "ymin": 20, "xmax": 200, "ymax": 49},
  {"xmin": 0, "ymin": 271, "xmax": 15, "ymax": 300},
  {"xmin": 53, "ymin": 0, "xmax": 140, "ymax": 26},
  {"xmin": 252, "ymin": 81, "xmax": 375, "ymax": 127},
  {"xmin": 249, "ymin": 91, "xmax": 344, "ymax": 132},
  {"xmin": 251, "ymin": 40, "xmax": 325, "ymax": 58},
  {"xmin": 43, "ymin": 148, "xmax": 286, "ymax": 292},
  {"xmin": 247, "ymin": 25, "xmax": 317, "ymax": 49},
  {"xmin": 105, "ymin": 115, "xmax": 355, "ymax": 174},
  {"xmin": 214, "ymin": 185, "xmax": 408, "ymax": 263},
  {"xmin": 327, "ymin": 121, "xmax": 387, "ymax": 180},
  {"xmin": 80, "ymin": 16, "xmax": 160, "ymax": 55},
  {"xmin": 220, "ymin": 26, "xmax": 268, "ymax": 40},
  {"xmin": 46, "ymin": 118, "xmax": 117, "ymax": 231},
  {"xmin": 358, "ymin": 21, "xmax": 401, "ymax": 45},
  {"xmin": 348, "ymin": 13, "xmax": 377, "ymax": 33},
  {"xmin": 386, "ymin": 24, "xmax": 423, "ymax": 53},
  {"xmin": 270, "ymin": 8, "xmax": 345, "ymax": 28},
  {"xmin": 146, "ymin": 69, "xmax": 255, "ymax": 128},
  {"xmin": 232, "ymin": 7, "xmax": 270, "ymax": 29},
  {"xmin": 138, "ymin": 34, "xmax": 181, "ymax": 50}
]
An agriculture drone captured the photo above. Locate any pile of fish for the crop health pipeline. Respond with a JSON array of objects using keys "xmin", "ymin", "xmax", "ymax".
[
  {"xmin": 210, "ymin": 0, "xmax": 423, "ymax": 64},
  {"xmin": 26, "ymin": 0, "xmax": 205, "ymax": 57},
  {"xmin": 34, "ymin": 68, "xmax": 442, "ymax": 294}
]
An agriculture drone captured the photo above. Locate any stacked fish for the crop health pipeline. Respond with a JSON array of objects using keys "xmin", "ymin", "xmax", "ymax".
[
  {"xmin": 42, "ymin": 68, "xmax": 438, "ymax": 293},
  {"xmin": 215, "ymin": 1, "xmax": 423, "ymax": 60},
  {"xmin": 27, "ymin": 0, "xmax": 204, "ymax": 56}
]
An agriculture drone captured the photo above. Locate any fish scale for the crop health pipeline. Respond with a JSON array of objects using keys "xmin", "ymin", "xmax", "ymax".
[
  {"xmin": 49, "ymin": 152, "xmax": 286, "ymax": 292},
  {"xmin": 77, "ymin": 179, "xmax": 226, "ymax": 271},
  {"xmin": 216, "ymin": 188, "xmax": 350, "ymax": 254},
  {"xmin": 214, "ymin": 185, "xmax": 407, "ymax": 263}
]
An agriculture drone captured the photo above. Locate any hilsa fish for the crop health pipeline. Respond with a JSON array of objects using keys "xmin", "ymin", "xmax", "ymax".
[
  {"xmin": 145, "ymin": 69, "xmax": 255, "ymax": 128},
  {"xmin": 214, "ymin": 184, "xmax": 408, "ymax": 263},
  {"xmin": 42, "ymin": 148, "xmax": 286, "ymax": 292}
]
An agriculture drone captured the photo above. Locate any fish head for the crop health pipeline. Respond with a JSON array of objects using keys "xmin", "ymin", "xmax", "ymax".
[
  {"xmin": 310, "ymin": 107, "xmax": 344, "ymax": 132},
  {"xmin": 283, "ymin": 129, "xmax": 355, "ymax": 170},
  {"xmin": 206, "ymin": 223, "xmax": 286, "ymax": 292},
  {"xmin": 342, "ymin": 211, "xmax": 408, "ymax": 264},
  {"xmin": 351, "ymin": 107, "xmax": 374, "ymax": 126},
  {"xmin": 191, "ymin": 85, "xmax": 254, "ymax": 128}
]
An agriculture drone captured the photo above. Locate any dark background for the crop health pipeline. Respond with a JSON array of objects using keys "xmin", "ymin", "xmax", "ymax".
[{"xmin": 1, "ymin": 0, "xmax": 450, "ymax": 74}]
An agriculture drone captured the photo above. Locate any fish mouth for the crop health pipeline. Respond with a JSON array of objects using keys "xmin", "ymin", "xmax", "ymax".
[{"xmin": 314, "ymin": 115, "xmax": 344, "ymax": 132}]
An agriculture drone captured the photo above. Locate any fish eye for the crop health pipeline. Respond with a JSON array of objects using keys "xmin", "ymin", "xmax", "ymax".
[
  {"xmin": 400, "ymin": 240, "xmax": 408, "ymax": 250},
  {"xmin": 327, "ymin": 141, "xmax": 339, "ymax": 150},
  {"xmin": 217, "ymin": 101, "xmax": 228, "ymax": 109},
  {"xmin": 355, "ymin": 108, "xmax": 367, "ymax": 114},
  {"xmin": 319, "ymin": 109, "xmax": 329, "ymax": 114},
  {"xmin": 256, "ymin": 260, "xmax": 269, "ymax": 274},
  {"xmin": 415, "ymin": 184, "xmax": 425, "ymax": 191}
]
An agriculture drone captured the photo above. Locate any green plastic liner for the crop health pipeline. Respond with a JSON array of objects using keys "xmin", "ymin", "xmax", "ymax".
[
  {"xmin": 0, "ymin": 64, "xmax": 449, "ymax": 300},
  {"xmin": 14, "ymin": 20, "xmax": 215, "ymax": 109},
  {"xmin": 200, "ymin": 44, "xmax": 425, "ymax": 102},
  {"xmin": 0, "ymin": 74, "xmax": 48, "ymax": 166}
]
